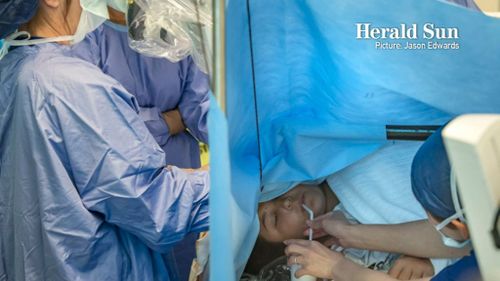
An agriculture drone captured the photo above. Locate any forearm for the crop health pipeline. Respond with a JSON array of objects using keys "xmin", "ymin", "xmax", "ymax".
[
  {"xmin": 343, "ymin": 220, "xmax": 469, "ymax": 258},
  {"xmin": 163, "ymin": 109, "xmax": 186, "ymax": 135},
  {"xmin": 331, "ymin": 258, "xmax": 396, "ymax": 281},
  {"xmin": 331, "ymin": 258, "xmax": 431, "ymax": 281}
]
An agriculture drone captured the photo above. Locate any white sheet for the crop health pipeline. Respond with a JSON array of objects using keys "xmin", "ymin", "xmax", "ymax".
[
  {"xmin": 327, "ymin": 141, "xmax": 426, "ymax": 224},
  {"xmin": 327, "ymin": 140, "xmax": 455, "ymax": 273}
]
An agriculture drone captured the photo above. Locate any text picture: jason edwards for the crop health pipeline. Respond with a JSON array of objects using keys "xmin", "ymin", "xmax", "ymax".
[{"xmin": 375, "ymin": 41, "xmax": 460, "ymax": 50}]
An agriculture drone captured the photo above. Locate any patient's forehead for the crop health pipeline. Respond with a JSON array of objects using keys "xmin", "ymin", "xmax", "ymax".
[{"xmin": 258, "ymin": 184, "xmax": 322, "ymax": 210}]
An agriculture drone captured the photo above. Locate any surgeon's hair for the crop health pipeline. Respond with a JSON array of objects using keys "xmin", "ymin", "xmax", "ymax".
[{"xmin": 244, "ymin": 236, "xmax": 286, "ymax": 275}]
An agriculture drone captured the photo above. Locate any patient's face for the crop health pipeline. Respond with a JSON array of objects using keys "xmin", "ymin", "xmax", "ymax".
[{"xmin": 258, "ymin": 184, "xmax": 327, "ymax": 242}]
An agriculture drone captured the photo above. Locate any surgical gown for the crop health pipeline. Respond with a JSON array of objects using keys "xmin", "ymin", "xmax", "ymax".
[
  {"xmin": 0, "ymin": 42, "xmax": 209, "ymax": 281},
  {"xmin": 84, "ymin": 23, "xmax": 210, "ymax": 169},
  {"xmin": 94, "ymin": 23, "xmax": 209, "ymax": 280}
]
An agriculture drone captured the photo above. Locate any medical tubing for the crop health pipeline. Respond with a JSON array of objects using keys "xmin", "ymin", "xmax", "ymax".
[{"xmin": 0, "ymin": 31, "xmax": 75, "ymax": 60}]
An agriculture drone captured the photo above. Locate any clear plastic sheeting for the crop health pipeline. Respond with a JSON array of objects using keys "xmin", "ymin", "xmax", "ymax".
[{"xmin": 127, "ymin": 0, "xmax": 212, "ymax": 75}]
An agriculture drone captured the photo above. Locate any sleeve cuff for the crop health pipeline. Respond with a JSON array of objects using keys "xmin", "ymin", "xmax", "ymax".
[{"xmin": 138, "ymin": 107, "xmax": 170, "ymax": 146}]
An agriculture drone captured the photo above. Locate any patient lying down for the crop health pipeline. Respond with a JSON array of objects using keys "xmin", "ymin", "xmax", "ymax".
[{"xmin": 242, "ymin": 183, "xmax": 434, "ymax": 281}]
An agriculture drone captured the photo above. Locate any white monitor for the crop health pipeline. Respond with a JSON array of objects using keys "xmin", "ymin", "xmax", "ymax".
[{"xmin": 443, "ymin": 114, "xmax": 500, "ymax": 281}]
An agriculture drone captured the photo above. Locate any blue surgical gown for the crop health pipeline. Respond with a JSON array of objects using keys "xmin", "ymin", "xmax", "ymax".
[
  {"xmin": 0, "ymin": 42, "xmax": 209, "ymax": 281},
  {"xmin": 94, "ymin": 23, "xmax": 208, "ymax": 280},
  {"xmin": 431, "ymin": 252, "xmax": 482, "ymax": 281},
  {"xmin": 81, "ymin": 23, "xmax": 210, "ymax": 169}
]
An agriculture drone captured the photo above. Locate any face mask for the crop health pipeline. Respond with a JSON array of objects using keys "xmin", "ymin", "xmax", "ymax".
[
  {"xmin": 107, "ymin": 0, "xmax": 128, "ymax": 13},
  {"xmin": 435, "ymin": 212, "xmax": 471, "ymax": 248},
  {"xmin": 72, "ymin": 8, "xmax": 107, "ymax": 44},
  {"xmin": 80, "ymin": 0, "xmax": 110, "ymax": 19},
  {"xmin": 433, "ymin": 169, "xmax": 470, "ymax": 248}
]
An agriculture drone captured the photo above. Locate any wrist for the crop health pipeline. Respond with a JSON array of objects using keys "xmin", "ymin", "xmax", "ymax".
[
  {"xmin": 328, "ymin": 253, "xmax": 357, "ymax": 280},
  {"xmin": 327, "ymin": 252, "xmax": 343, "ymax": 279},
  {"xmin": 338, "ymin": 224, "xmax": 358, "ymax": 248},
  {"xmin": 162, "ymin": 110, "xmax": 186, "ymax": 135}
]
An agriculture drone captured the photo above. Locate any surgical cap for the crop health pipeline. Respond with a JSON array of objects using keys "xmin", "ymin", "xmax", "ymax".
[
  {"xmin": 411, "ymin": 128, "xmax": 458, "ymax": 219},
  {"xmin": 0, "ymin": 0, "xmax": 39, "ymax": 39}
]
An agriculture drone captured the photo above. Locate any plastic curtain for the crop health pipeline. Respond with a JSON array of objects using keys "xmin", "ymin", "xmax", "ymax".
[{"xmin": 209, "ymin": 0, "xmax": 262, "ymax": 278}]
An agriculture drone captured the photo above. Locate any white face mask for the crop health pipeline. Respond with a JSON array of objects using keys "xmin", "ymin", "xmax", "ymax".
[
  {"xmin": 433, "ymin": 169, "xmax": 470, "ymax": 249},
  {"xmin": 73, "ymin": 8, "xmax": 107, "ymax": 44},
  {"xmin": 435, "ymin": 212, "xmax": 471, "ymax": 248},
  {"xmin": 107, "ymin": 0, "xmax": 128, "ymax": 13},
  {"xmin": 0, "ymin": 1, "xmax": 107, "ymax": 60}
]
